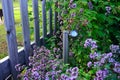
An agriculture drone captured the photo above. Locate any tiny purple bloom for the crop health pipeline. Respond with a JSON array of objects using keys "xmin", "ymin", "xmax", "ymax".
[
  {"xmin": 87, "ymin": 61, "xmax": 92, "ymax": 67},
  {"xmin": 88, "ymin": 1, "xmax": 93, "ymax": 10},
  {"xmin": 72, "ymin": 67, "xmax": 79, "ymax": 72}
]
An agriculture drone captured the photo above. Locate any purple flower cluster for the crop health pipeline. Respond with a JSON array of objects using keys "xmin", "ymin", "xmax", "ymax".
[
  {"xmin": 110, "ymin": 44, "xmax": 119, "ymax": 53},
  {"xmin": 87, "ymin": 61, "xmax": 92, "ymax": 68},
  {"xmin": 15, "ymin": 64, "xmax": 25, "ymax": 72},
  {"xmin": 16, "ymin": 46, "xmax": 64, "ymax": 80},
  {"xmin": 71, "ymin": 13, "xmax": 76, "ymax": 17},
  {"xmin": 89, "ymin": 52, "xmax": 98, "ymax": 59},
  {"xmin": 88, "ymin": 1, "xmax": 93, "ymax": 10},
  {"xmin": 70, "ymin": 0, "xmax": 73, "ymax": 4},
  {"xmin": 84, "ymin": 38, "xmax": 98, "ymax": 49},
  {"xmin": 69, "ymin": 0, "xmax": 77, "ymax": 9},
  {"xmin": 85, "ymin": 38, "xmax": 120, "ymax": 79},
  {"xmin": 105, "ymin": 6, "xmax": 111, "ymax": 15},
  {"xmin": 80, "ymin": 8, "xmax": 84, "ymax": 13},
  {"xmin": 92, "ymin": 52, "xmax": 113, "ymax": 67},
  {"xmin": 16, "ymin": 46, "xmax": 79, "ymax": 80},
  {"xmin": 94, "ymin": 69, "xmax": 109, "ymax": 80},
  {"xmin": 113, "ymin": 62, "xmax": 120, "ymax": 74},
  {"xmin": 61, "ymin": 67, "xmax": 79, "ymax": 80},
  {"xmin": 53, "ymin": 47, "xmax": 61, "ymax": 54}
]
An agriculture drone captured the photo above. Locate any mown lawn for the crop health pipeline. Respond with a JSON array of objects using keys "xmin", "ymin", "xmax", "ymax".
[{"xmin": 0, "ymin": 0, "xmax": 44, "ymax": 59}]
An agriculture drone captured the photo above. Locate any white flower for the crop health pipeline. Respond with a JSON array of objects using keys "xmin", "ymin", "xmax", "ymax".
[{"xmin": 69, "ymin": 30, "xmax": 78, "ymax": 37}]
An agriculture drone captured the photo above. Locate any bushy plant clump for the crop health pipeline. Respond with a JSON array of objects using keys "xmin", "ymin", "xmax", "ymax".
[
  {"xmin": 45, "ymin": 0, "xmax": 120, "ymax": 79},
  {"xmin": 85, "ymin": 38, "xmax": 120, "ymax": 80},
  {"xmin": 15, "ymin": 46, "xmax": 79, "ymax": 80},
  {"xmin": 46, "ymin": 0, "xmax": 120, "ymax": 68}
]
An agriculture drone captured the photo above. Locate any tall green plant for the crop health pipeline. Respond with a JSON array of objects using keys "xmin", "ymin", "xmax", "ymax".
[{"xmin": 49, "ymin": 0, "xmax": 120, "ymax": 68}]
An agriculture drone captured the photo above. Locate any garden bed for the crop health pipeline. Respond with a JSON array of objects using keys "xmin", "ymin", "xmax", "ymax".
[
  {"xmin": 1, "ymin": 0, "xmax": 120, "ymax": 80},
  {"xmin": 15, "ymin": 0, "xmax": 120, "ymax": 80}
]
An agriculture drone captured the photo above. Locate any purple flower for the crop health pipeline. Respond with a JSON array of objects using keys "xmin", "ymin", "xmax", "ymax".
[
  {"xmin": 96, "ymin": 69, "xmax": 108, "ymax": 79},
  {"xmin": 71, "ymin": 72, "xmax": 78, "ymax": 78},
  {"xmin": 70, "ymin": 0, "xmax": 73, "ymax": 3},
  {"xmin": 106, "ymin": 6, "xmax": 111, "ymax": 13},
  {"xmin": 88, "ymin": 1, "xmax": 93, "ymax": 10},
  {"xmin": 106, "ymin": 52, "xmax": 113, "ymax": 58},
  {"xmin": 61, "ymin": 67, "xmax": 78, "ymax": 79},
  {"xmin": 15, "ymin": 64, "xmax": 21, "ymax": 71},
  {"xmin": 105, "ymin": 6, "xmax": 111, "ymax": 15},
  {"xmin": 45, "ymin": 76, "xmax": 49, "ymax": 80},
  {"xmin": 113, "ymin": 68, "xmax": 120, "ymax": 74},
  {"xmin": 96, "ymin": 70, "xmax": 103, "ymax": 77},
  {"xmin": 46, "ymin": 72, "xmax": 51, "ymax": 76},
  {"xmin": 52, "ymin": 66, "xmax": 57, "ymax": 70},
  {"xmin": 102, "ymin": 69, "xmax": 109, "ymax": 78},
  {"xmin": 80, "ymin": 8, "xmax": 84, "ymax": 13},
  {"xmin": 87, "ymin": 61, "xmax": 92, "ymax": 67},
  {"xmin": 100, "ymin": 58, "xmax": 106, "ymax": 64},
  {"xmin": 110, "ymin": 44, "xmax": 119, "ymax": 53},
  {"xmin": 32, "ymin": 71, "xmax": 39, "ymax": 77},
  {"xmin": 71, "ymin": 3, "xmax": 77, "ymax": 8},
  {"xmin": 118, "ymin": 76, "xmax": 120, "ymax": 79},
  {"xmin": 71, "ymin": 13, "xmax": 76, "ymax": 17},
  {"xmin": 66, "ymin": 68, "xmax": 72, "ymax": 74},
  {"xmin": 61, "ymin": 74, "xmax": 66, "ymax": 79},
  {"xmin": 91, "ymin": 41, "xmax": 98, "ymax": 49},
  {"xmin": 94, "ymin": 77, "xmax": 103, "ymax": 80},
  {"xmin": 56, "ymin": 70, "xmax": 62, "ymax": 74},
  {"xmin": 94, "ymin": 62, "xmax": 101, "ymax": 67},
  {"xmin": 51, "ymin": 71, "xmax": 56, "ymax": 75},
  {"xmin": 84, "ymin": 38, "xmax": 97, "ymax": 49},
  {"xmin": 89, "ymin": 52, "xmax": 98, "ymax": 59},
  {"xmin": 52, "ymin": 75, "xmax": 56, "ymax": 80},
  {"xmin": 23, "ymin": 76, "xmax": 29, "ymax": 80},
  {"xmin": 72, "ymin": 67, "xmax": 79, "ymax": 72},
  {"xmin": 108, "ymin": 58, "xmax": 115, "ymax": 63},
  {"xmin": 61, "ymin": 74, "xmax": 69, "ymax": 79},
  {"xmin": 69, "ymin": 77, "xmax": 76, "ymax": 80},
  {"xmin": 114, "ymin": 62, "xmax": 120, "ymax": 68},
  {"xmin": 69, "ymin": 3, "xmax": 77, "ymax": 9},
  {"xmin": 84, "ymin": 38, "xmax": 92, "ymax": 48}
]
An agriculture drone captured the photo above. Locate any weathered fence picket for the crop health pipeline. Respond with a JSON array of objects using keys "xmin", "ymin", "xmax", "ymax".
[
  {"xmin": 54, "ymin": 1, "xmax": 58, "ymax": 33},
  {"xmin": 63, "ymin": 31, "xmax": 69, "ymax": 64},
  {"xmin": 0, "ymin": 57, "xmax": 11, "ymax": 80},
  {"xmin": 20, "ymin": 0, "xmax": 31, "ymax": 65},
  {"xmin": 0, "ymin": 66, "xmax": 2, "ymax": 80},
  {"xmin": 49, "ymin": 0, "xmax": 53, "ymax": 35},
  {"xmin": 33, "ymin": 0, "xmax": 40, "ymax": 46},
  {"xmin": 1, "ymin": 0, "xmax": 19, "ymax": 79},
  {"xmin": 42, "ymin": 0, "xmax": 47, "ymax": 45}
]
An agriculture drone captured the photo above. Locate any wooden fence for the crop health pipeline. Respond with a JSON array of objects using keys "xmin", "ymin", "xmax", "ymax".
[{"xmin": 0, "ymin": 0, "xmax": 58, "ymax": 80}]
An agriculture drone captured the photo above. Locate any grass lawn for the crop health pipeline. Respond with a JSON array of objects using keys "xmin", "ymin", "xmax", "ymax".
[{"xmin": 0, "ymin": 0, "xmax": 44, "ymax": 59}]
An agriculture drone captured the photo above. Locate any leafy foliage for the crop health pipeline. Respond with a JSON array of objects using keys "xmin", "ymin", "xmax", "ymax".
[{"xmin": 16, "ymin": 0, "xmax": 120, "ymax": 80}]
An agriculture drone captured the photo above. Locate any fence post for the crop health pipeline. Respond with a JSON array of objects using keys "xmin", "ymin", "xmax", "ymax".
[
  {"xmin": 42, "ymin": 0, "xmax": 47, "ymax": 45},
  {"xmin": 49, "ymin": 0, "xmax": 53, "ymax": 35},
  {"xmin": 0, "ymin": 64, "xmax": 3, "ymax": 80},
  {"xmin": 54, "ymin": 1, "xmax": 58, "ymax": 33},
  {"xmin": 63, "ymin": 31, "xmax": 69, "ymax": 64},
  {"xmin": 33, "ymin": 0, "xmax": 40, "ymax": 46},
  {"xmin": 2, "ymin": 0, "xmax": 19, "ymax": 79},
  {"xmin": 20, "ymin": 0, "xmax": 31, "ymax": 65}
]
